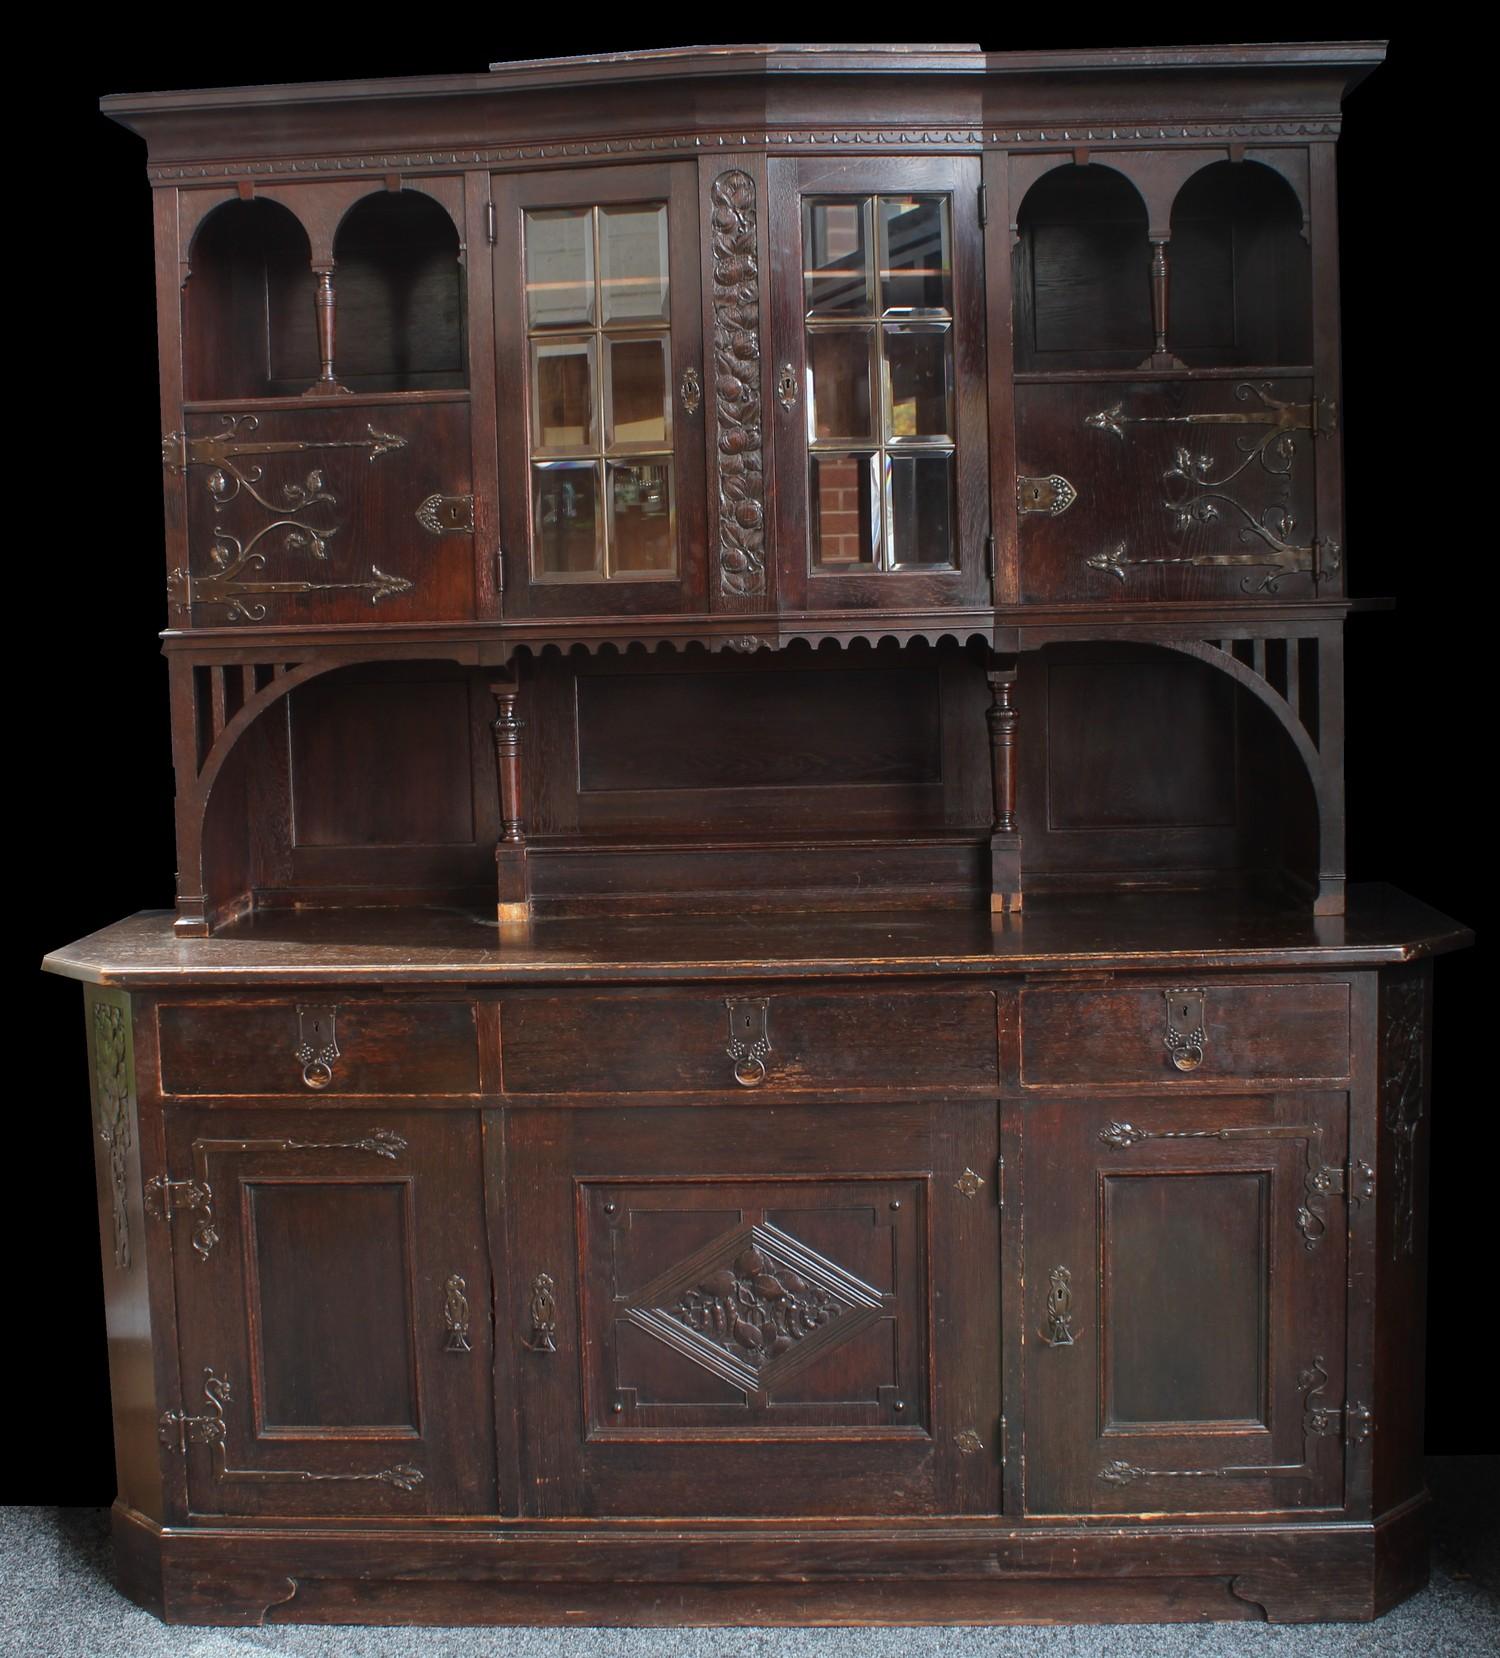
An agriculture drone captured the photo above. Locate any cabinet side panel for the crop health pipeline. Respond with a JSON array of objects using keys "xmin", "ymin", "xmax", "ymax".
[{"xmin": 84, "ymin": 987, "xmax": 165, "ymax": 1520}]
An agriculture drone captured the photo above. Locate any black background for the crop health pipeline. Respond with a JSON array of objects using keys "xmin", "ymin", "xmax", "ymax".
[{"xmin": 12, "ymin": 24, "xmax": 1484, "ymax": 1502}]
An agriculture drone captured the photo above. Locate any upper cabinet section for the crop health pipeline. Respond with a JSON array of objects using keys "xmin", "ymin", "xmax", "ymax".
[
  {"xmin": 770, "ymin": 157, "xmax": 989, "ymax": 611},
  {"xmin": 108, "ymin": 42, "xmax": 1382, "ymax": 636},
  {"xmin": 493, "ymin": 163, "xmax": 706, "ymax": 616}
]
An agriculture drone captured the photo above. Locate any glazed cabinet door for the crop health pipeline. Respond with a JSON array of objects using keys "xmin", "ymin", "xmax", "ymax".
[
  {"xmin": 493, "ymin": 163, "xmax": 707, "ymax": 616},
  {"xmin": 160, "ymin": 1108, "xmax": 494, "ymax": 1517},
  {"xmin": 1013, "ymin": 1091, "xmax": 1351, "ymax": 1517},
  {"xmin": 768, "ymin": 156, "xmax": 989, "ymax": 610},
  {"xmin": 502, "ymin": 1102, "xmax": 1000, "ymax": 1517}
]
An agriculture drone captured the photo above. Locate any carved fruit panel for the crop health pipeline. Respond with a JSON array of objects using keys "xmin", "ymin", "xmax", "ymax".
[
  {"xmin": 172, "ymin": 402, "xmax": 475, "ymax": 626},
  {"xmin": 584, "ymin": 1181, "xmax": 925, "ymax": 1433}
]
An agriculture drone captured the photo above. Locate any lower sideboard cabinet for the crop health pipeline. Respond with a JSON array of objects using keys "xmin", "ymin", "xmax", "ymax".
[{"xmin": 69, "ymin": 948, "xmax": 1444, "ymax": 1623}]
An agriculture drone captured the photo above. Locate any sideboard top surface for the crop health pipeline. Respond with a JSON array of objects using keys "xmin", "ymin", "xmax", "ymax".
[{"xmin": 43, "ymin": 885, "xmax": 1471, "ymax": 988}]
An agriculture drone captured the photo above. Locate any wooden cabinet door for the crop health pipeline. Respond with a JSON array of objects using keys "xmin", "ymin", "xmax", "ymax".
[
  {"xmin": 503, "ymin": 1102, "xmax": 1000, "ymax": 1517},
  {"xmin": 493, "ymin": 162, "xmax": 706, "ymax": 616},
  {"xmin": 767, "ymin": 155, "xmax": 989, "ymax": 611},
  {"xmin": 163, "ymin": 1108, "xmax": 493, "ymax": 1517},
  {"xmin": 1014, "ymin": 1092, "xmax": 1350, "ymax": 1517}
]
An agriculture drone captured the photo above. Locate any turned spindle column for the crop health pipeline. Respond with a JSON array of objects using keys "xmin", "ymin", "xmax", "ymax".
[
  {"xmin": 305, "ymin": 265, "xmax": 352, "ymax": 396},
  {"xmin": 1143, "ymin": 237, "xmax": 1184, "ymax": 370},
  {"xmin": 491, "ymin": 676, "xmax": 529, "ymax": 921},
  {"xmin": 987, "ymin": 664, "xmax": 1022, "ymax": 913}
]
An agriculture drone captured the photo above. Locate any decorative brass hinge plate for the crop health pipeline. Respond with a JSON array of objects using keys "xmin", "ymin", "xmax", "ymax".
[
  {"xmin": 1017, "ymin": 473, "xmax": 1077, "ymax": 516},
  {"xmin": 415, "ymin": 493, "xmax": 475, "ymax": 535}
]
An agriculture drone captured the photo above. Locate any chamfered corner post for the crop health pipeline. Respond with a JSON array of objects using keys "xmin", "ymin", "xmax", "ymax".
[{"xmin": 987, "ymin": 659, "xmax": 1022, "ymax": 913}]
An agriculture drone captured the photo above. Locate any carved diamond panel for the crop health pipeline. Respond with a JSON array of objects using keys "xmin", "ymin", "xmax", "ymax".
[{"xmin": 623, "ymin": 1221, "xmax": 887, "ymax": 1392}]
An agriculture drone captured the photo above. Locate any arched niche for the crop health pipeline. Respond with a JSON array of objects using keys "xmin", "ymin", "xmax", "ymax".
[
  {"xmin": 330, "ymin": 189, "xmax": 467, "ymax": 392},
  {"xmin": 1013, "ymin": 165, "xmax": 1152, "ymax": 372},
  {"xmin": 1169, "ymin": 160, "xmax": 1311, "ymax": 368},
  {"xmin": 183, "ymin": 197, "xmax": 317, "ymax": 401}
]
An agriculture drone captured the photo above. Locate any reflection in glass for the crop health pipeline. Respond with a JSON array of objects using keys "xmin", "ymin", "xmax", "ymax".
[
  {"xmin": 606, "ymin": 336, "xmax": 669, "ymax": 449},
  {"xmin": 811, "ymin": 453, "xmax": 878, "ymax": 567},
  {"xmin": 531, "ymin": 338, "xmax": 595, "ymax": 451},
  {"xmin": 808, "ymin": 330, "xmax": 874, "ymax": 441},
  {"xmin": 879, "ymin": 196, "xmax": 951, "ymax": 313},
  {"xmin": 885, "ymin": 326, "xmax": 951, "ymax": 440},
  {"xmin": 524, "ymin": 210, "xmax": 595, "ymax": 329},
  {"xmin": 609, "ymin": 462, "xmax": 675, "ymax": 572},
  {"xmin": 600, "ymin": 205, "xmax": 669, "ymax": 324},
  {"xmin": 887, "ymin": 453, "xmax": 953, "ymax": 567},
  {"xmin": 533, "ymin": 462, "xmax": 601, "ymax": 576},
  {"xmin": 804, "ymin": 199, "xmax": 873, "ymax": 315}
]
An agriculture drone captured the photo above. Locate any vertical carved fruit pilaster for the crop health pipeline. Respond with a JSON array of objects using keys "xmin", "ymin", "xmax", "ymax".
[
  {"xmin": 709, "ymin": 169, "xmax": 766, "ymax": 600},
  {"xmin": 92, "ymin": 1000, "xmax": 132, "ymax": 1270}
]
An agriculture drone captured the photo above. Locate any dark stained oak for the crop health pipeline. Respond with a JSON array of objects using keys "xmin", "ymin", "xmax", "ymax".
[{"xmin": 49, "ymin": 36, "xmax": 1476, "ymax": 1631}]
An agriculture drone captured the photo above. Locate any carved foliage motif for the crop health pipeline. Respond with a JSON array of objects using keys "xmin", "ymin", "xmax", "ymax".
[
  {"xmin": 92, "ymin": 1002, "xmax": 132, "ymax": 1271},
  {"xmin": 1382, "ymin": 971, "xmax": 1427, "ymax": 1261},
  {"xmin": 709, "ymin": 170, "xmax": 766, "ymax": 598}
]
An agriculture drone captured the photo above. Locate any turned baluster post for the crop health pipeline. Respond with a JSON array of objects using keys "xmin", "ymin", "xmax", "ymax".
[
  {"xmin": 987, "ymin": 664, "xmax": 1022, "ymax": 914},
  {"xmin": 305, "ymin": 265, "xmax": 351, "ymax": 396},
  {"xmin": 491, "ymin": 679, "xmax": 526, "ymax": 845},
  {"xmin": 1149, "ymin": 238, "xmax": 1171, "ymax": 361},
  {"xmin": 987, "ymin": 669, "xmax": 1018, "ymax": 834}
]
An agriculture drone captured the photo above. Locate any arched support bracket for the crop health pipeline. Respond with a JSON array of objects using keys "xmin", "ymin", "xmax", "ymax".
[
  {"xmin": 167, "ymin": 642, "xmax": 511, "ymax": 936},
  {"xmin": 1160, "ymin": 630, "xmax": 1344, "ymax": 914}
]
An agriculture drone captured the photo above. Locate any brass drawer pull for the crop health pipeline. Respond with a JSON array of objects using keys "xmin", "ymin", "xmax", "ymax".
[
  {"xmin": 725, "ymin": 997, "xmax": 772, "ymax": 1087},
  {"xmin": 1163, "ymin": 988, "xmax": 1207, "ymax": 1072}
]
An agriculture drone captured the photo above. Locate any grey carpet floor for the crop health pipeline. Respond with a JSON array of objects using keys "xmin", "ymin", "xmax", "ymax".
[{"xmin": 3, "ymin": 1459, "xmax": 1496, "ymax": 1657}]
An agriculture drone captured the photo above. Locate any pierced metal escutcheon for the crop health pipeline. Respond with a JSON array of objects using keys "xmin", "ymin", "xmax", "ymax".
[
  {"xmin": 295, "ymin": 1005, "xmax": 340, "ymax": 1090},
  {"xmin": 1041, "ymin": 1265, "xmax": 1075, "ymax": 1347},
  {"xmin": 524, "ymin": 1271, "xmax": 558, "ymax": 1353},
  {"xmin": 1016, "ymin": 473, "xmax": 1077, "ymax": 516},
  {"xmin": 776, "ymin": 362, "xmax": 799, "ymax": 413},
  {"xmin": 444, "ymin": 1274, "xmax": 472, "ymax": 1354},
  {"xmin": 415, "ymin": 493, "xmax": 475, "ymax": 535},
  {"xmin": 680, "ymin": 365, "xmax": 703, "ymax": 415},
  {"xmin": 1163, "ymin": 988, "xmax": 1208, "ymax": 1073},
  {"xmin": 725, "ymin": 996, "xmax": 772, "ymax": 1087}
]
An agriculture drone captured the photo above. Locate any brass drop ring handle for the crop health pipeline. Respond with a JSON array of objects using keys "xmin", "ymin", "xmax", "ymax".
[
  {"xmin": 1163, "ymin": 989, "xmax": 1207, "ymax": 1075},
  {"xmin": 301, "ymin": 1059, "xmax": 334, "ymax": 1090},
  {"xmin": 732, "ymin": 1055, "xmax": 767, "ymax": 1088},
  {"xmin": 725, "ymin": 996, "xmax": 772, "ymax": 1089},
  {"xmin": 1170, "ymin": 1043, "xmax": 1204, "ymax": 1073},
  {"xmin": 295, "ymin": 1005, "xmax": 340, "ymax": 1090}
]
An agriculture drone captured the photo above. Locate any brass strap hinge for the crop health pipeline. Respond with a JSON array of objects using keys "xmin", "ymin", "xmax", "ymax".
[{"xmin": 143, "ymin": 1176, "xmax": 211, "ymax": 1225}]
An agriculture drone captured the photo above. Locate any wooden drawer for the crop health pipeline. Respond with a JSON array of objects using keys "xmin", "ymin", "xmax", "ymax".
[
  {"xmin": 1019, "ymin": 980, "xmax": 1350, "ymax": 1089},
  {"xmin": 500, "ymin": 988, "xmax": 999, "ymax": 1097},
  {"xmin": 157, "ymin": 999, "xmax": 480, "ymax": 1096}
]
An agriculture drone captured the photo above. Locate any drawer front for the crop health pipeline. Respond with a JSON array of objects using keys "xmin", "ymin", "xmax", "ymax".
[
  {"xmin": 1020, "ymin": 981, "xmax": 1350, "ymax": 1089},
  {"xmin": 157, "ymin": 999, "xmax": 480, "ymax": 1096},
  {"xmin": 500, "ymin": 988, "xmax": 999, "ymax": 1097}
]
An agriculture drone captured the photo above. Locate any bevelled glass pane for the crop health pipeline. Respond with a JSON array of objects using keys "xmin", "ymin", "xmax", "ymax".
[
  {"xmin": 608, "ymin": 461, "xmax": 675, "ymax": 573},
  {"xmin": 804, "ymin": 199, "xmax": 873, "ymax": 316},
  {"xmin": 810, "ymin": 452, "xmax": 878, "ymax": 568},
  {"xmin": 808, "ymin": 330, "xmax": 874, "ymax": 441},
  {"xmin": 887, "ymin": 452, "xmax": 954, "ymax": 566},
  {"xmin": 533, "ymin": 462, "xmax": 601, "ymax": 576},
  {"xmin": 885, "ymin": 326, "xmax": 952, "ymax": 440},
  {"xmin": 607, "ymin": 336, "xmax": 670, "ymax": 449},
  {"xmin": 525, "ymin": 210, "xmax": 595, "ymax": 329},
  {"xmin": 531, "ymin": 337, "xmax": 596, "ymax": 451},
  {"xmin": 600, "ymin": 205, "xmax": 669, "ymax": 324},
  {"xmin": 879, "ymin": 196, "xmax": 951, "ymax": 313}
]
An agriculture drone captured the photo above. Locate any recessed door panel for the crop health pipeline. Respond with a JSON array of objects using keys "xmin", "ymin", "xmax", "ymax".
[
  {"xmin": 165, "ymin": 1108, "xmax": 493, "ymax": 1517},
  {"xmin": 1018, "ymin": 1091, "xmax": 1349, "ymax": 1517},
  {"xmin": 504, "ymin": 1102, "xmax": 1000, "ymax": 1518}
]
